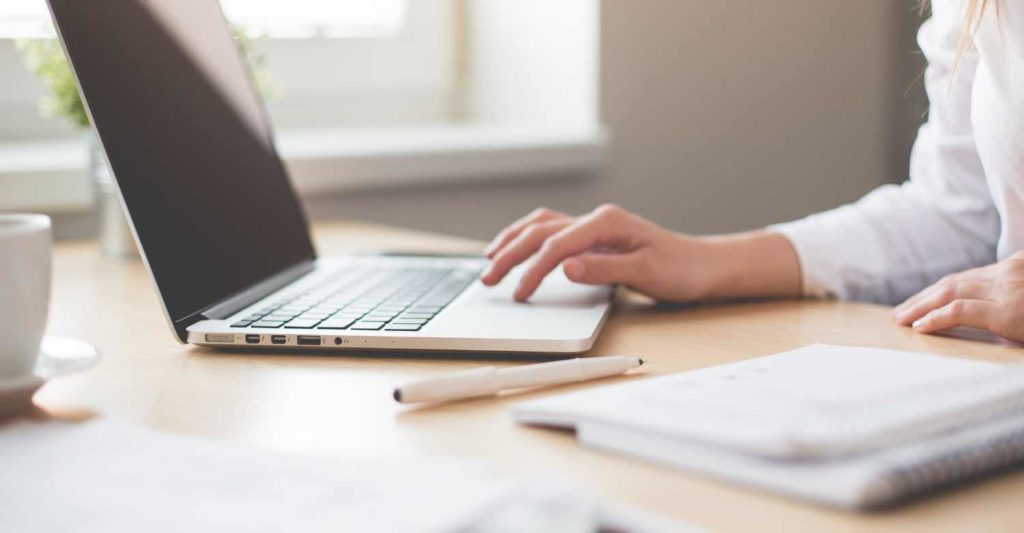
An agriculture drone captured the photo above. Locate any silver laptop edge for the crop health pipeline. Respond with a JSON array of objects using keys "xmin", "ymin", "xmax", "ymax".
[{"xmin": 187, "ymin": 257, "xmax": 613, "ymax": 354}]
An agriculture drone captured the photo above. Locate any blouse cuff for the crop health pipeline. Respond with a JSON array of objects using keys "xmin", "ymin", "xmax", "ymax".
[{"xmin": 766, "ymin": 219, "xmax": 837, "ymax": 299}]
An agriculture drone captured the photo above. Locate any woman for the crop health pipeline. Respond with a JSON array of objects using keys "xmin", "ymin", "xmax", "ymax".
[{"xmin": 480, "ymin": 0, "xmax": 1024, "ymax": 342}]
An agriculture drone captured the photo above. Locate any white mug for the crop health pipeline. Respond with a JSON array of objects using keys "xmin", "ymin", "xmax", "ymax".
[{"xmin": 0, "ymin": 214, "xmax": 52, "ymax": 379}]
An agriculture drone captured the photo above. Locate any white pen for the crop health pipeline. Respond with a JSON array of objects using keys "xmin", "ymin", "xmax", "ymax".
[{"xmin": 393, "ymin": 355, "xmax": 645, "ymax": 404}]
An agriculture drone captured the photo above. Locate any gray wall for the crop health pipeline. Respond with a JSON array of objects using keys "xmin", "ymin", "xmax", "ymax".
[{"xmin": 306, "ymin": 0, "xmax": 929, "ymax": 240}]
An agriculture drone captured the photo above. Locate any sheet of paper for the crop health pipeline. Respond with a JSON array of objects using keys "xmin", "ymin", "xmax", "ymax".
[
  {"xmin": 0, "ymin": 418, "xmax": 512, "ymax": 533},
  {"xmin": 0, "ymin": 418, "xmax": 697, "ymax": 533}
]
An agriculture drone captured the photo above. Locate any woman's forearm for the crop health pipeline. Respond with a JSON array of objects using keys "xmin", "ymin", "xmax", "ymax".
[
  {"xmin": 481, "ymin": 204, "xmax": 804, "ymax": 303},
  {"xmin": 698, "ymin": 231, "xmax": 803, "ymax": 300}
]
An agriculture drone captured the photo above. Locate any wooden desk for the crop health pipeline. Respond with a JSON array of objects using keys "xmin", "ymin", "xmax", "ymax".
[{"xmin": 36, "ymin": 221, "xmax": 1024, "ymax": 532}]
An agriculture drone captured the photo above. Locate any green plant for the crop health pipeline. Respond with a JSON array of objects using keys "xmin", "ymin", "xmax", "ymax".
[
  {"xmin": 16, "ymin": 38, "xmax": 89, "ymax": 128},
  {"xmin": 17, "ymin": 28, "xmax": 272, "ymax": 129}
]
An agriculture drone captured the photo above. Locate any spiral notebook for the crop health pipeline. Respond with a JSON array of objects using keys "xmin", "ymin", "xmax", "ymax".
[{"xmin": 512, "ymin": 344, "xmax": 1024, "ymax": 509}]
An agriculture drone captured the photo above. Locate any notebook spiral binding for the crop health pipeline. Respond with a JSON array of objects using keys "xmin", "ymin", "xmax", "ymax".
[{"xmin": 867, "ymin": 413, "xmax": 1024, "ymax": 507}]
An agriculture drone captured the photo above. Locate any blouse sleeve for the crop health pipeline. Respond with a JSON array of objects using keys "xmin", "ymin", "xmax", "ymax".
[{"xmin": 768, "ymin": 0, "xmax": 998, "ymax": 305}]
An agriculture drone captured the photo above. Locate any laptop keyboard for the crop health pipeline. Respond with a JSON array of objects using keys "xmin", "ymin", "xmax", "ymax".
[{"xmin": 229, "ymin": 265, "xmax": 480, "ymax": 332}]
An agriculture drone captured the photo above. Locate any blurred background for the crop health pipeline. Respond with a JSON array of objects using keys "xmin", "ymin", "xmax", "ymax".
[{"xmin": 0, "ymin": 0, "xmax": 928, "ymax": 242}]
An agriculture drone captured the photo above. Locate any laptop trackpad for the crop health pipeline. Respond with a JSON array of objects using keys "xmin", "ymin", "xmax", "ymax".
[{"xmin": 468, "ymin": 266, "xmax": 610, "ymax": 308}]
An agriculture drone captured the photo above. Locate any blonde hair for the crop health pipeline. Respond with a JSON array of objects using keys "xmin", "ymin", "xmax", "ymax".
[{"xmin": 955, "ymin": 0, "xmax": 996, "ymax": 71}]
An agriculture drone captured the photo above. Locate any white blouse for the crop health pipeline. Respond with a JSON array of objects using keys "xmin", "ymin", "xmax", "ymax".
[{"xmin": 771, "ymin": 0, "xmax": 1023, "ymax": 305}]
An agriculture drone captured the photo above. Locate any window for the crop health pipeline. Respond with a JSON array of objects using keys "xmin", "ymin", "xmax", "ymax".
[
  {"xmin": 0, "ymin": 0, "xmax": 444, "ymax": 139},
  {"xmin": 220, "ymin": 0, "xmax": 406, "ymax": 39},
  {"xmin": 0, "ymin": 0, "xmax": 604, "ymax": 212},
  {"xmin": 1, "ymin": 0, "xmax": 406, "ymax": 38}
]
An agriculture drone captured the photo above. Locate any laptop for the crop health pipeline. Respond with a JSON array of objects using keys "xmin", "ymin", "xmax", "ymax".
[{"xmin": 45, "ymin": 0, "xmax": 611, "ymax": 355}]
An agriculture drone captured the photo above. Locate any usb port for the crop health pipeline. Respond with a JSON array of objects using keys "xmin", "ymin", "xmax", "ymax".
[
  {"xmin": 297, "ymin": 336, "xmax": 321, "ymax": 346},
  {"xmin": 271, "ymin": 335, "xmax": 287, "ymax": 345},
  {"xmin": 245, "ymin": 334, "xmax": 260, "ymax": 344}
]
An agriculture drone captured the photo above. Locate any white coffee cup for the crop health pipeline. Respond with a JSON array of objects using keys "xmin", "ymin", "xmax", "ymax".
[{"xmin": 0, "ymin": 214, "xmax": 52, "ymax": 379}]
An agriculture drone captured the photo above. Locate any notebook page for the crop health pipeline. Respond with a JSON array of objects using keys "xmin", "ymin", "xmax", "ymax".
[{"xmin": 513, "ymin": 344, "xmax": 997, "ymax": 458}]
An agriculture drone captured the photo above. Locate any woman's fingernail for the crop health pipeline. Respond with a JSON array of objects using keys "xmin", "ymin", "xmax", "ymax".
[
  {"xmin": 912, "ymin": 318, "xmax": 924, "ymax": 329},
  {"xmin": 564, "ymin": 260, "xmax": 586, "ymax": 280}
]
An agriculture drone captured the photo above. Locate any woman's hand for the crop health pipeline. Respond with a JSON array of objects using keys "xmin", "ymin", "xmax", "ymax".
[
  {"xmin": 480, "ymin": 204, "xmax": 802, "ymax": 303},
  {"xmin": 481, "ymin": 205, "xmax": 708, "ymax": 302},
  {"xmin": 893, "ymin": 252, "xmax": 1024, "ymax": 342}
]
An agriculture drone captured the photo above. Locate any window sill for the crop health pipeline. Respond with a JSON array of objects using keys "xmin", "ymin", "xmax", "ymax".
[{"xmin": 0, "ymin": 123, "xmax": 608, "ymax": 212}]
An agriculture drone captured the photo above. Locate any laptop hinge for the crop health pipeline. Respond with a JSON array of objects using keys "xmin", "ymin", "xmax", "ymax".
[{"xmin": 201, "ymin": 260, "xmax": 316, "ymax": 321}]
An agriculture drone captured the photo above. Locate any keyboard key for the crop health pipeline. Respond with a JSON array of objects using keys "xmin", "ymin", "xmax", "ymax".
[
  {"xmin": 399, "ymin": 312, "xmax": 434, "ymax": 319},
  {"xmin": 385, "ymin": 324, "xmax": 422, "ymax": 331},
  {"xmin": 393, "ymin": 314, "xmax": 429, "ymax": 321},
  {"xmin": 410, "ymin": 305, "xmax": 442, "ymax": 313},
  {"xmin": 298, "ymin": 311, "xmax": 330, "ymax": 319},
  {"xmin": 284, "ymin": 318, "xmax": 321, "ymax": 329},
  {"xmin": 230, "ymin": 320, "xmax": 253, "ymax": 328},
  {"xmin": 391, "ymin": 318, "xmax": 428, "ymax": 325},
  {"xmin": 251, "ymin": 320, "xmax": 285, "ymax": 328},
  {"xmin": 318, "ymin": 318, "xmax": 357, "ymax": 329},
  {"xmin": 351, "ymin": 321, "xmax": 386, "ymax": 330}
]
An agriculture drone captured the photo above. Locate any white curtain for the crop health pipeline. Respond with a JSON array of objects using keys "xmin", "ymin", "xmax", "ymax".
[{"xmin": 0, "ymin": 0, "xmax": 406, "ymax": 39}]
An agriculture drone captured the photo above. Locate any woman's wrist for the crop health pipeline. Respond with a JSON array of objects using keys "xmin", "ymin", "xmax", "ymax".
[{"xmin": 695, "ymin": 231, "xmax": 802, "ymax": 300}]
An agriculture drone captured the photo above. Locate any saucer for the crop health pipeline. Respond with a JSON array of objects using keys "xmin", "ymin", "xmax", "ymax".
[{"xmin": 0, "ymin": 337, "xmax": 101, "ymax": 416}]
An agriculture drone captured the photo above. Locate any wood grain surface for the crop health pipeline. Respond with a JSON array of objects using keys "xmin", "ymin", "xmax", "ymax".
[{"xmin": 30, "ymin": 220, "xmax": 1024, "ymax": 532}]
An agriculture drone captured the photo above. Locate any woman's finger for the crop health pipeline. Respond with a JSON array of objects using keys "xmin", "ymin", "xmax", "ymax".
[
  {"xmin": 480, "ymin": 218, "xmax": 572, "ymax": 286},
  {"xmin": 483, "ymin": 208, "xmax": 568, "ymax": 259},
  {"xmin": 514, "ymin": 206, "xmax": 635, "ymax": 301},
  {"xmin": 563, "ymin": 253, "xmax": 640, "ymax": 285},
  {"xmin": 912, "ymin": 299, "xmax": 995, "ymax": 334},
  {"xmin": 893, "ymin": 279, "xmax": 991, "ymax": 326},
  {"xmin": 893, "ymin": 266, "xmax": 994, "ymax": 318}
]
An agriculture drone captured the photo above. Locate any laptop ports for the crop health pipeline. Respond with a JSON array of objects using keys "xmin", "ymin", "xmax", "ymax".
[
  {"xmin": 271, "ymin": 335, "xmax": 287, "ymax": 345},
  {"xmin": 245, "ymin": 334, "xmax": 260, "ymax": 344},
  {"xmin": 297, "ymin": 336, "xmax": 321, "ymax": 346}
]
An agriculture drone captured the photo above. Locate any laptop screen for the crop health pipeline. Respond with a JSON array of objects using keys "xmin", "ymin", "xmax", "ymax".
[{"xmin": 47, "ymin": 0, "xmax": 316, "ymax": 328}]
